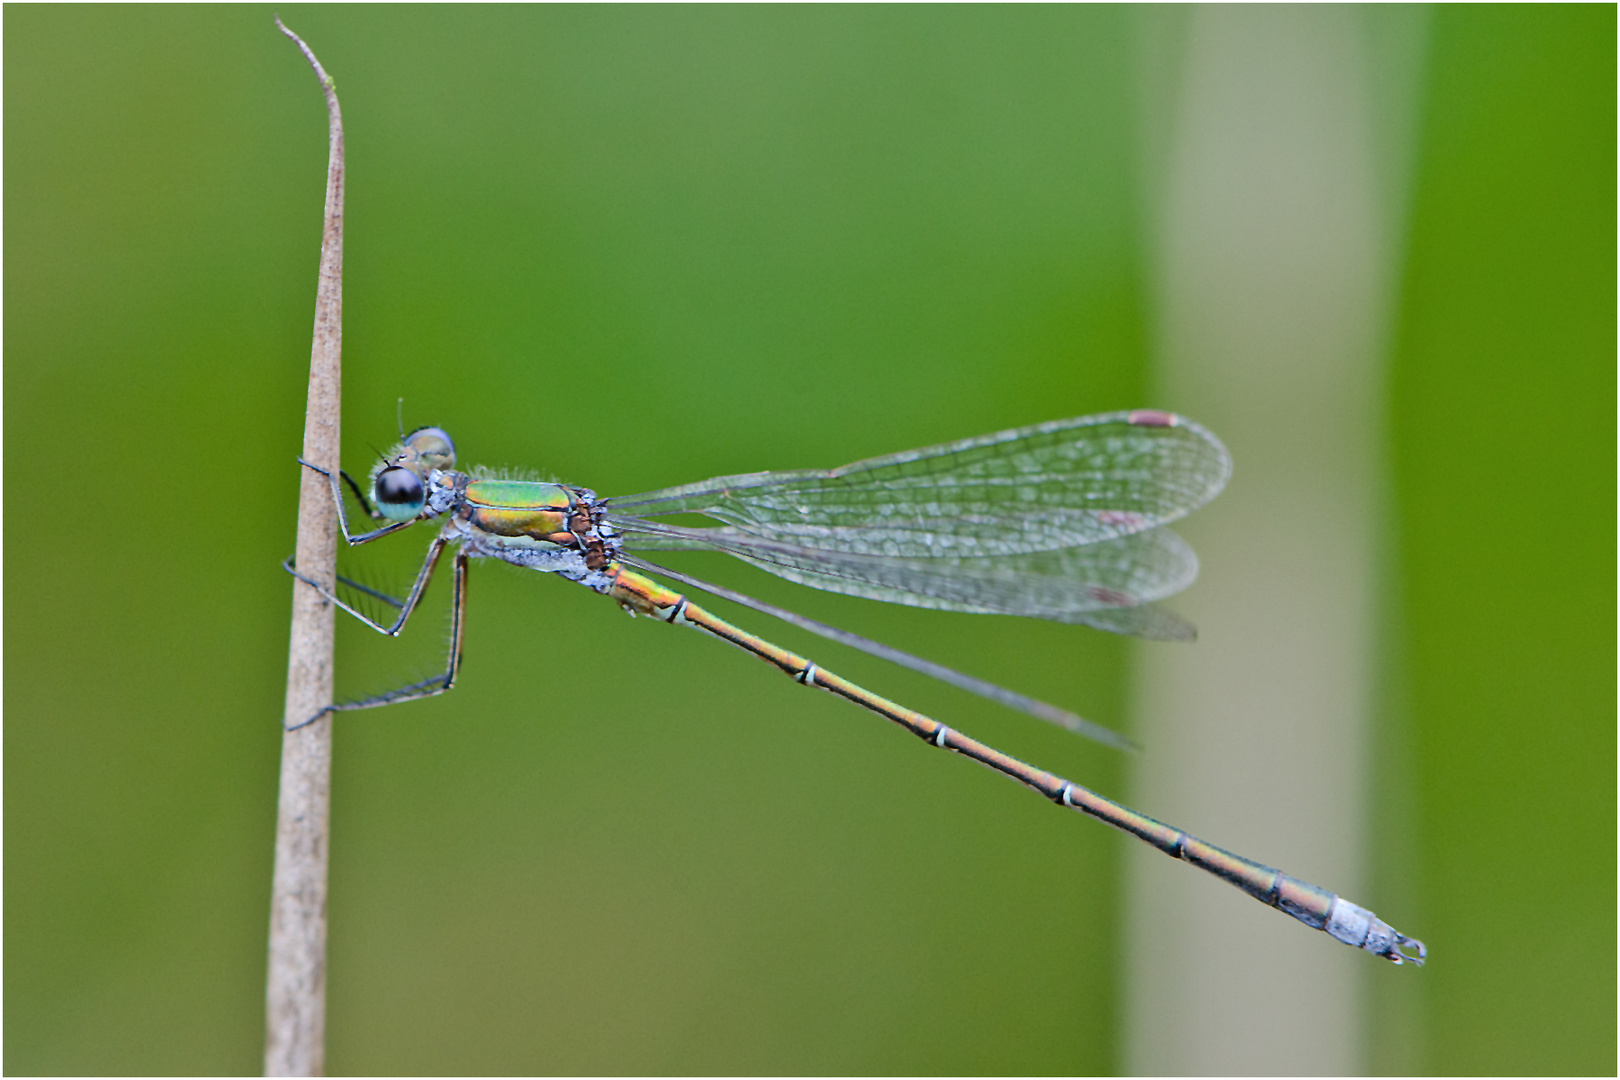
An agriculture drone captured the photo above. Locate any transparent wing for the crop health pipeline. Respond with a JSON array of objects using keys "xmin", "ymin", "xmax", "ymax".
[
  {"xmin": 604, "ymin": 411, "xmax": 1230, "ymax": 558},
  {"xmin": 621, "ymin": 554, "xmax": 1140, "ymax": 750},
  {"xmin": 620, "ymin": 522, "xmax": 1200, "ymax": 641}
]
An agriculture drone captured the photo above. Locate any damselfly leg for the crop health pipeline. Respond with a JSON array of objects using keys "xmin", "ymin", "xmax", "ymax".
[{"xmin": 284, "ymin": 459, "xmax": 469, "ymax": 727}]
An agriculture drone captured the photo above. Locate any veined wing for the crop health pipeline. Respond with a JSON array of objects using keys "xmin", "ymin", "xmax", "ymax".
[
  {"xmin": 619, "ymin": 521, "xmax": 1200, "ymax": 641},
  {"xmin": 604, "ymin": 411, "xmax": 1230, "ymax": 559}
]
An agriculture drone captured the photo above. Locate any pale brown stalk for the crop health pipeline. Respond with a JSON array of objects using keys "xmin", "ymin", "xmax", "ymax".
[{"xmin": 266, "ymin": 19, "xmax": 344, "ymax": 1078}]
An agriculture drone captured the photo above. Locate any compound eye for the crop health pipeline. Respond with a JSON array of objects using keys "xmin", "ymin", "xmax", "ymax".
[
  {"xmin": 373, "ymin": 466, "xmax": 426, "ymax": 521},
  {"xmin": 405, "ymin": 426, "xmax": 456, "ymax": 470}
]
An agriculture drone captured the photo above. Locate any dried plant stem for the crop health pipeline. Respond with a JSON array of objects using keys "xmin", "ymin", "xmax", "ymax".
[{"xmin": 266, "ymin": 19, "xmax": 343, "ymax": 1078}]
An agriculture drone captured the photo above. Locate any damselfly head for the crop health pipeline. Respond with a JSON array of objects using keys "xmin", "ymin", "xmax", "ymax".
[{"xmin": 370, "ymin": 426, "xmax": 457, "ymax": 521}]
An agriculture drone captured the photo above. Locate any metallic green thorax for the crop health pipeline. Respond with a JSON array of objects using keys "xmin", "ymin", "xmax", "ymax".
[{"xmin": 463, "ymin": 480, "xmax": 577, "ymax": 543}]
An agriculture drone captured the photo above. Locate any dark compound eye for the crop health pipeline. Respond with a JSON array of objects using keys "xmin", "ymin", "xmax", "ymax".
[{"xmin": 373, "ymin": 466, "xmax": 426, "ymax": 521}]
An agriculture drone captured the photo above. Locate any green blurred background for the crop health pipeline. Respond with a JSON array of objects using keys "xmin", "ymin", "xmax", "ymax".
[{"xmin": 4, "ymin": 6, "xmax": 1611, "ymax": 1075}]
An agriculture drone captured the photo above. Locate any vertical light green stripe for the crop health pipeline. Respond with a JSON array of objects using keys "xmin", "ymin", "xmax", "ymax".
[{"xmin": 1129, "ymin": 8, "xmax": 1424, "ymax": 1072}]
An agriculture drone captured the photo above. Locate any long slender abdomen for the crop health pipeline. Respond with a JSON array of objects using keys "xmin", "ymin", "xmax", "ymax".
[{"xmin": 598, "ymin": 563, "xmax": 1424, "ymax": 965}]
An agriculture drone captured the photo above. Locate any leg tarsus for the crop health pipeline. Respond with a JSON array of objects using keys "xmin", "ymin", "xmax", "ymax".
[{"xmin": 284, "ymin": 704, "xmax": 334, "ymax": 732}]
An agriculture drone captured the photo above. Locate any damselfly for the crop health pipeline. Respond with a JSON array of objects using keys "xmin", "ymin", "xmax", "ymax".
[{"xmin": 287, "ymin": 409, "xmax": 1425, "ymax": 965}]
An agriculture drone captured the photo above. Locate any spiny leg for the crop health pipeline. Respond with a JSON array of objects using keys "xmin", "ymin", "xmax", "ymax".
[
  {"xmin": 285, "ymin": 534, "xmax": 449, "ymax": 637},
  {"xmin": 338, "ymin": 467, "xmax": 378, "ymax": 520},
  {"xmin": 298, "ymin": 457, "xmax": 417, "ymax": 545},
  {"xmin": 332, "ymin": 571, "xmax": 408, "ymax": 611},
  {"xmin": 280, "ymin": 559, "xmax": 408, "ymax": 620},
  {"xmin": 287, "ymin": 550, "xmax": 470, "ymax": 730}
]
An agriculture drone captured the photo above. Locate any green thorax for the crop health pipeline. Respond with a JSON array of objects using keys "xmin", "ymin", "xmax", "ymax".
[{"xmin": 462, "ymin": 479, "xmax": 577, "ymax": 542}]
